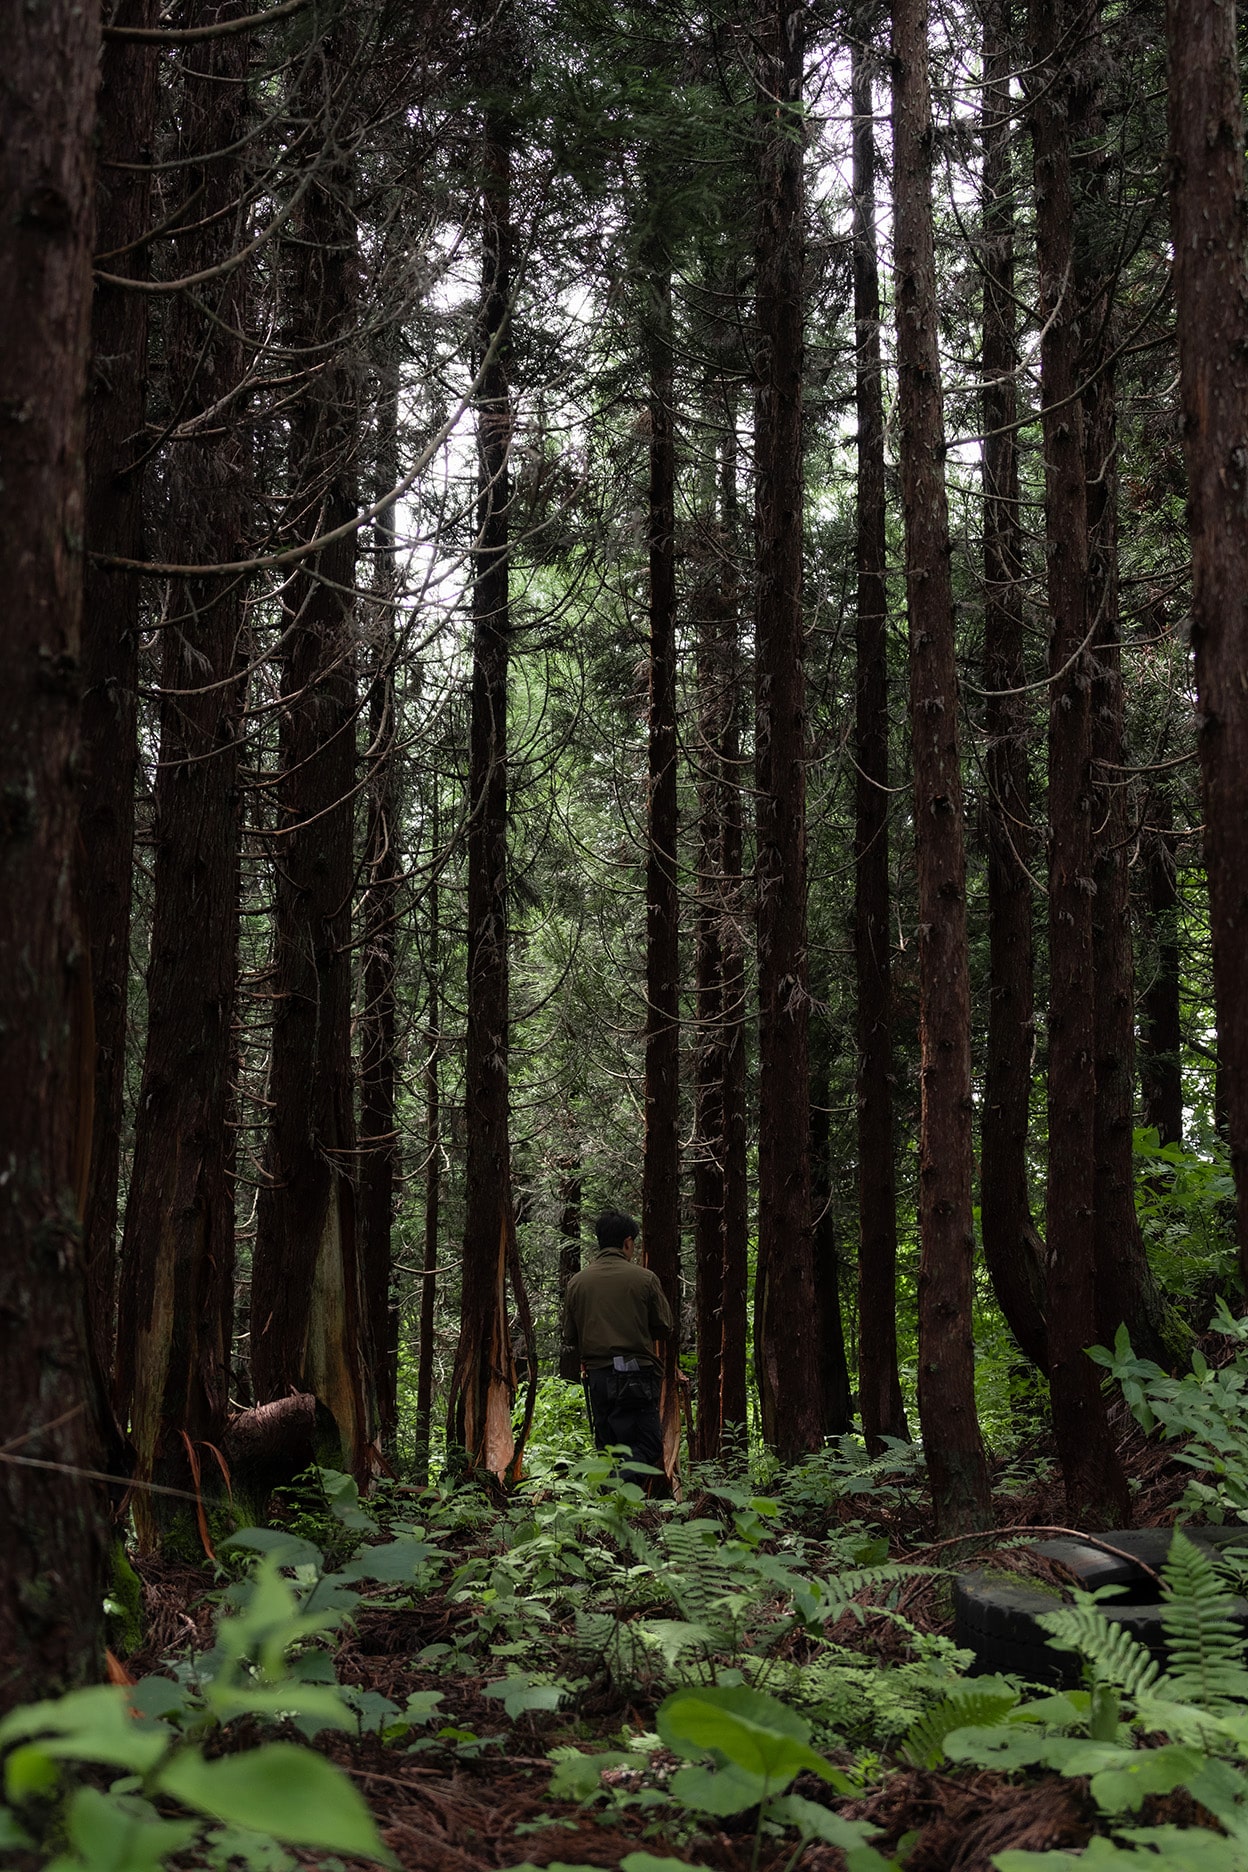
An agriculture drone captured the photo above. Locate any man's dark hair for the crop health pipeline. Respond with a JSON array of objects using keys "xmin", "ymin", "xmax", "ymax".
[{"xmin": 596, "ymin": 1209, "xmax": 638, "ymax": 1251}]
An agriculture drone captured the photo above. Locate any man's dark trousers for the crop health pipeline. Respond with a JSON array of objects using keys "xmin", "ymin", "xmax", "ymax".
[{"xmin": 585, "ymin": 1364, "xmax": 664, "ymax": 1484}]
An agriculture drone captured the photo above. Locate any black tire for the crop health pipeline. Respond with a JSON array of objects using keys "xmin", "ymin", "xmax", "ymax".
[{"xmin": 954, "ymin": 1528, "xmax": 1248, "ymax": 1683}]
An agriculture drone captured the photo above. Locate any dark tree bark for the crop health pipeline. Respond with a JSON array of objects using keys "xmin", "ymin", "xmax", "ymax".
[
  {"xmin": 360, "ymin": 347, "xmax": 401, "ymax": 1455},
  {"xmin": 851, "ymin": 33, "xmax": 909, "ymax": 1445},
  {"xmin": 80, "ymin": 0, "xmax": 159, "ymax": 1375},
  {"xmin": 1029, "ymin": 0, "xmax": 1129, "ymax": 1523},
  {"xmin": 978, "ymin": 0, "xmax": 1048, "ymax": 1374},
  {"xmin": 752, "ymin": 0, "xmax": 822, "ymax": 1460},
  {"xmin": 1164, "ymin": 0, "xmax": 1248, "ymax": 1281},
  {"xmin": 810, "ymin": 970, "xmax": 853, "ymax": 1435},
  {"xmin": 641, "ymin": 242, "xmax": 683, "ymax": 1482},
  {"xmin": 1141, "ymin": 790, "xmax": 1183, "ymax": 1149},
  {"xmin": 113, "ymin": 2, "xmax": 251, "ymax": 1549},
  {"xmin": 449, "ymin": 102, "xmax": 522, "ymax": 1482},
  {"xmin": 0, "ymin": 0, "xmax": 109, "ymax": 1707},
  {"xmin": 251, "ymin": 29, "xmax": 372, "ymax": 1477},
  {"xmin": 891, "ymin": 0, "xmax": 992, "ymax": 1532},
  {"xmin": 557, "ymin": 1163, "xmax": 583, "ymax": 1383},
  {"xmin": 414, "ymin": 811, "xmax": 441, "ymax": 1486}
]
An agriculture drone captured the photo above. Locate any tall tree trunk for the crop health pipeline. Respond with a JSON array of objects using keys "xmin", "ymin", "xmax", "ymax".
[
  {"xmin": 1029, "ymin": 0, "xmax": 1129, "ymax": 1523},
  {"xmin": 450, "ymin": 102, "xmax": 521, "ymax": 1482},
  {"xmin": 251, "ymin": 28, "xmax": 372, "ymax": 1477},
  {"xmin": 114, "ymin": 2, "xmax": 250, "ymax": 1550},
  {"xmin": 360, "ymin": 346, "xmax": 401, "ymax": 1455},
  {"xmin": 80, "ymin": 0, "xmax": 159, "ymax": 1377},
  {"xmin": 1141, "ymin": 790, "xmax": 1183, "ymax": 1149},
  {"xmin": 752, "ymin": 0, "xmax": 821, "ymax": 1460},
  {"xmin": 693, "ymin": 505, "xmax": 728, "ymax": 1462},
  {"xmin": 0, "ymin": 0, "xmax": 109, "ymax": 1706},
  {"xmin": 557, "ymin": 1162, "xmax": 583, "ymax": 1382},
  {"xmin": 810, "ymin": 967, "xmax": 852, "ymax": 1434},
  {"xmin": 642, "ymin": 242, "xmax": 683, "ymax": 1483},
  {"xmin": 852, "ymin": 32, "xmax": 909, "ymax": 1445},
  {"xmin": 1164, "ymin": 0, "xmax": 1248, "ymax": 1282},
  {"xmin": 891, "ymin": 0, "xmax": 992, "ymax": 1533},
  {"xmin": 415, "ymin": 807, "xmax": 440, "ymax": 1487},
  {"xmin": 978, "ymin": 0, "xmax": 1048, "ymax": 1374}
]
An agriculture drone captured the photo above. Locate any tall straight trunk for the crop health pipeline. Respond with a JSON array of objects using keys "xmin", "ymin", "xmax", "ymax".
[
  {"xmin": 1141, "ymin": 790, "xmax": 1183, "ymax": 1149},
  {"xmin": 641, "ymin": 244, "xmax": 683, "ymax": 1481},
  {"xmin": 693, "ymin": 508, "xmax": 728, "ymax": 1461},
  {"xmin": 251, "ymin": 29, "xmax": 372, "ymax": 1477},
  {"xmin": 719, "ymin": 416, "xmax": 751, "ymax": 1445},
  {"xmin": 450, "ymin": 103, "xmax": 521, "ymax": 1482},
  {"xmin": 414, "ymin": 810, "xmax": 440, "ymax": 1487},
  {"xmin": 360, "ymin": 350, "xmax": 401, "ymax": 1454},
  {"xmin": 1029, "ymin": 0, "xmax": 1129, "ymax": 1523},
  {"xmin": 852, "ymin": 35, "xmax": 909, "ymax": 1445},
  {"xmin": 752, "ymin": 0, "xmax": 821, "ymax": 1460},
  {"xmin": 1164, "ymin": 0, "xmax": 1248, "ymax": 1282},
  {"xmin": 809, "ymin": 966, "xmax": 852, "ymax": 1434},
  {"xmin": 80, "ymin": 0, "xmax": 159, "ymax": 1376},
  {"xmin": 114, "ymin": 5, "xmax": 250, "ymax": 1548},
  {"xmin": 979, "ymin": 0, "xmax": 1048, "ymax": 1373},
  {"xmin": 557, "ymin": 1163, "xmax": 582, "ymax": 1382},
  {"xmin": 891, "ymin": 0, "xmax": 992, "ymax": 1533},
  {"xmin": 0, "ymin": 0, "xmax": 108, "ymax": 1705}
]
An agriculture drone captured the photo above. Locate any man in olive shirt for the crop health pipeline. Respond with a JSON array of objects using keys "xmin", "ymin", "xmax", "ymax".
[{"xmin": 561, "ymin": 1209, "xmax": 673, "ymax": 1486}]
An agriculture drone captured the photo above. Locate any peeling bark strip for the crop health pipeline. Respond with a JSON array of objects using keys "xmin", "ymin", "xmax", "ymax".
[
  {"xmin": 0, "ymin": 0, "xmax": 108, "ymax": 1707},
  {"xmin": 1028, "ymin": 0, "xmax": 1128, "ymax": 1524},
  {"xmin": 1164, "ymin": 0, "xmax": 1248, "ymax": 1285},
  {"xmin": 752, "ymin": 0, "xmax": 822, "ymax": 1462},
  {"xmin": 450, "ymin": 95, "xmax": 523, "ymax": 1483},
  {"xmin": 641, "ymin": 239, "xmax": 682, "ymax": 1482},
  {"xmin": 114, "ymin": 0, "xmax": 251, "ymax": 1550},
  {"xmin": 890, "ymin": 0, "xmax": 991, "ymax": 1533},
  {"xmin": 80, "ymin": 0, "xmax": 160, "ymax": 1376},
  {"xmin": 978, "ymin": 0, "xmax": 1048, "ymax": 1375},
  {"xmin": 251, "ymin": 19, "xmax": 372, "ymax": 1478},
  {"xmin": 852, "ymin": 33, "xmax": 909, "ymax": 1447}
]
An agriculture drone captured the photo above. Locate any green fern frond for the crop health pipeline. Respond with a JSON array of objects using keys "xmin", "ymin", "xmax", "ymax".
[
  {"xmin": 900, "ymin": 1677, "xmax": 1018, "ymax": 1768},
  {"xmin": 1038, "ymin": 1603, "xmax": 1162, "ymax": 1700},
  {"xmin": 1159, "ymin": 1530, "xmax": 1248, "ymax": 1711}
]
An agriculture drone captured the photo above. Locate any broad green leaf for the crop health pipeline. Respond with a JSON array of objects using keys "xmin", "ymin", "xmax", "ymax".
[
  {"xmin": 128, "ymin": 1677, "xmax": 196, "ymax": 1722},
  {"xmin": 158, "ymin": 1741, "xmax": 394, "ymax": 1863},
  {"xmin": 332, "ymin": 1536, "xmax": 439, "ymax": 1583},
  {"xmin": 402, "ymin": 1690, "xmax": 444, "ymax": 1725},
  {"xmin": 64, "ymin": 1785, "xmax": 199, "ymax": 1872},
  {"xmin": 547, "ymin": 1747, "xmax": 630, "ymax": 1801},
  {"xmin": 483, "ymin": 1675, "xmax": 563, "ymax": 1719},
  {"xmin": 769, "ymin": 1792, "xmax": 882, "ymax": 1849},
  {"xmin": 657, "ymin": 1685, "xmax": 836, "ymax": 1792},
  {"xmin": 200, "ymin": 1679, "xmax": 352, "ymax": 1728},
  {"xmin": 221, "ymin": 1528, "xmax": 324, "ymax": 1570},
  {"xmin": 1087, "ymin": 1743, "xmax": 1206, "ymax": 1815},
  {"xmin": 4, "ymin": 1743, "xmax": 60, "ymax": 1801},
  {"xmin": 0, "ymin": 1686, "xmax": 170, "ymax": 1774},
  {"xmin": 668, "ymin": 1762, "xmax": 766, "ymax": 1816},
  {"xmin": 0, "ymin": 1807, "xmax": 34, "ymax": 1849},
  {"xmin": 621, "ymin": 1855, "xmax": 715, "ymax": 1872}
]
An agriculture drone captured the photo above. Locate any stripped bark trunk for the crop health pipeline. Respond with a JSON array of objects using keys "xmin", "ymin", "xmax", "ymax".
[
  {"xmin": 979, "ymin": 0, "xmax": 1048, "ymax": 1373},
  {"xmin": 360, "ymin": 346, "xmax": 401, "ymax": 1454},
  {"xmin": 450, "ymin": 101, "xmax": 522, "ymax": 1482},
  {"xmin": 753, "ymin": 0, "xmax": 821, "ymax": 1460},
  {"xmin": 0, "ymin": 0, "xmax": 109, "ymax": 1705},
  {"xmin": 415, "ymin": 809, "xmax": 440, "ymax": 1487},
  {"xmin": 1141, "ymin": 790, "xmax": 1183, "ymax": 1150},
  {"xmin": 1164, "ymin": 0, "xmax": 1248, "ymax": 1283},
  {"xmin": 852, "ymin": 33, "xmax": 909, "ymax": 1444},
  {"xmin": 891, "ymin": 0, "xmax": 992, "ymax": 1532},
  {"xmin": 251, "ymin": 26, "xmax": 372, "ymax": 1478},
  {"xmin": 641, "ymin": 242, "xmax": 683, "ymax": 1483},
  {"xmin": 80, "ymin": 0, "xmax": 159, "ymax": 1375},
  {"xmin": 1029, "ymin": 0, "xmax": 1129, "ymax": 1522},
  {"xmin": 114, "ymin": 2, "xmax": 250, "ymax": 1549}
]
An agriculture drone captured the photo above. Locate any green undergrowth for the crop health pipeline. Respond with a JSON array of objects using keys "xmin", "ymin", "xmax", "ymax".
[{"xmin": 11, "ymin": 1441, "xmax": 1248, "ymax": 1870}]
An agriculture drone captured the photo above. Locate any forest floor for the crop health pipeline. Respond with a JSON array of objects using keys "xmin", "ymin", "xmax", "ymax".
[{"xmin": 106, "ymin": 1393, "xmax": 1218, "ymax": 1872}]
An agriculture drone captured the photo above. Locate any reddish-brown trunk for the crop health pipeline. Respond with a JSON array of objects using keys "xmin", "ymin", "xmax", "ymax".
[
  {"xmin": 415, "ymin": 824, "xmax": 440, "ymax": 1486},
  {"xmin": 451, "ymin": 104, "xmax": 523, "ymax": 1482},
  {"xmin": 1141, "ymin": 791, "xmax": 1183, "ymax": 1150},
  {"xmin": 752, "ymin": 0, "xmax": 821, "ymax": 1460},
  {"xmin": 0, "ymin": 0, "xmax": 109, "ymax": 1706},
  {"xmin": 114, "ymin": 4, "xmax": 250, "ymax": 1548},
  {"xmin": 891, "ymin": 0, "xmax": 992, "ymax": 1533},
  {"xmin": 852, "ymin": 36, "xmax": 910, "ymax": 1445},
  {"xmin": 979, "ymin": 0, "xmax": 1048, "ymax": 1374},
  {"xmin": 1029, "ymin": 0, "xmax": 1129, "ymax": 1523},
  {"xmin": 80, "ymin": 0, "xmax": 160, "ymax": 1375},
  {"xmin": 810, "ymin": 966, "xmax": 852, "ymax": 1435},
  {"xmin": 251, "ymin": 29, "xmax": 371, "ymax": 1478},
  {"xmin": 1164, "ymin": 0, "xmax": 1248, "ymax": 1281},
  {"xmin": 641, "ymin": 248, "xmax": 683, "ymax": 1482}
]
